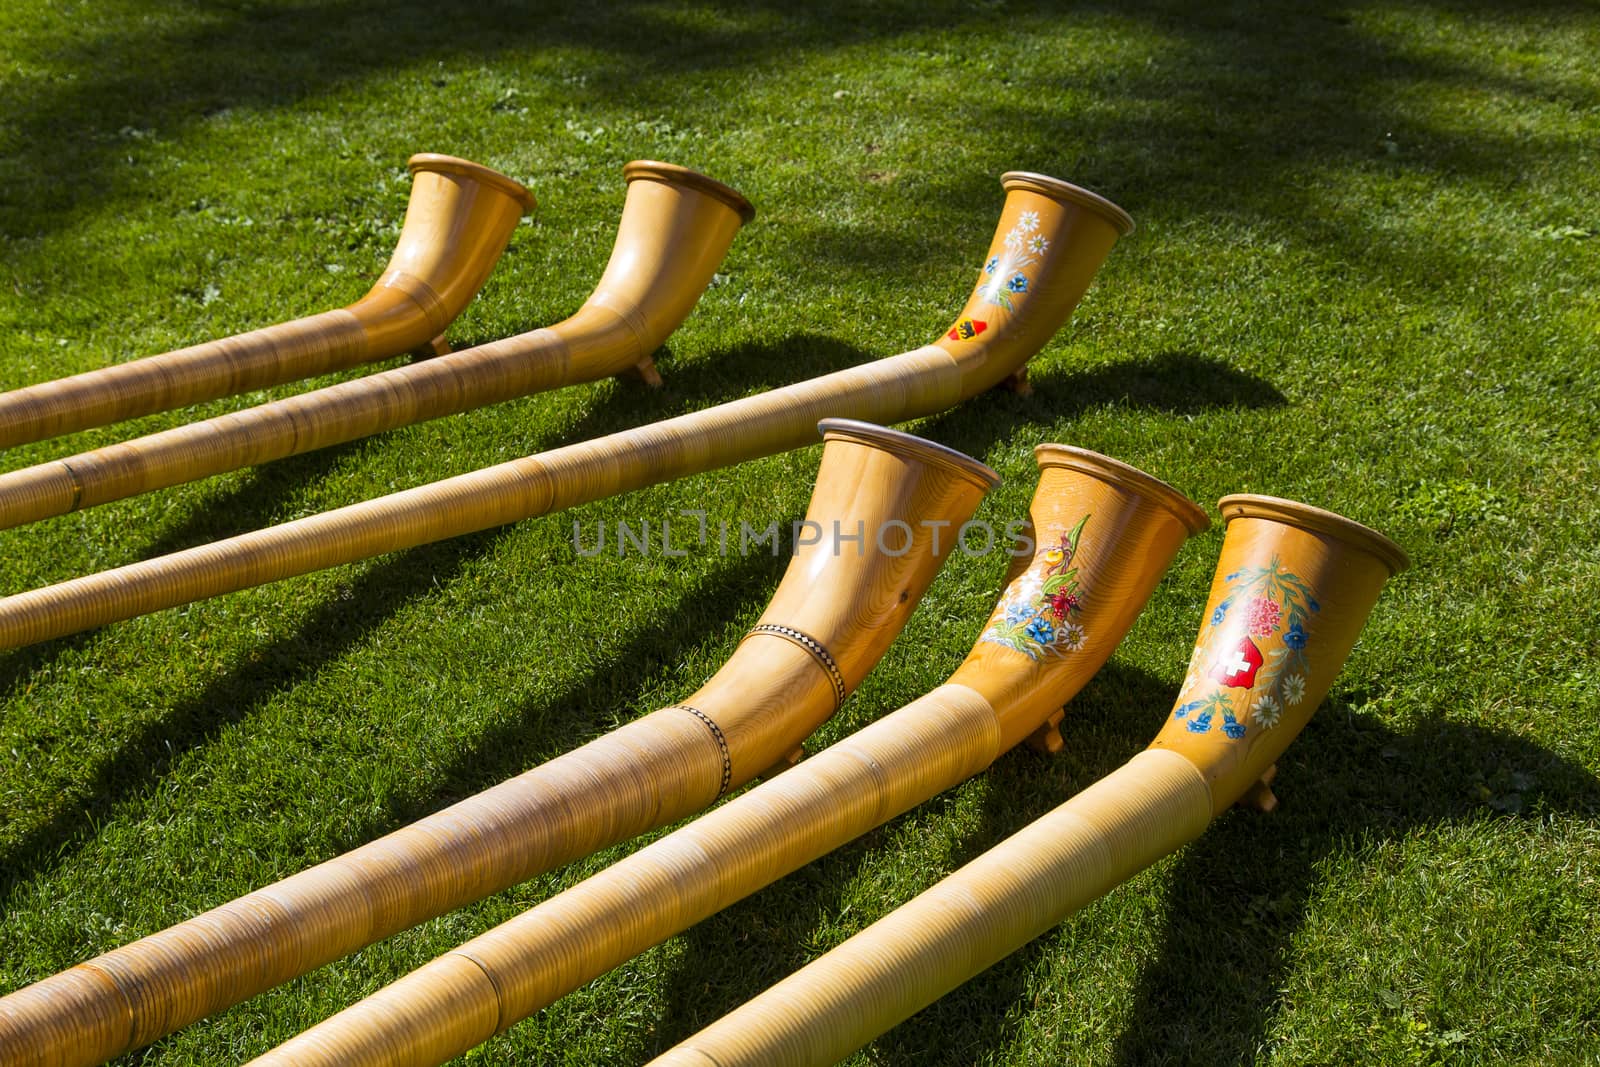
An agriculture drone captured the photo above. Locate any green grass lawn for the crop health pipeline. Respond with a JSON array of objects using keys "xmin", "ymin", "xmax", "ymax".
[{"xmin": 1, "ymin": 1, "xmax": 1597, "ymax": 1063}]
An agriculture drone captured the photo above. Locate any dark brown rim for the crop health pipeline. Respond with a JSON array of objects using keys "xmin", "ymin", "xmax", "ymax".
[
  {"xmin": 1034, "ymin": 445, "xmax": 1209, "ymax": 534},
  {"xmin": 406, "ymin": 154, "xmax": 535, "ymax": 212},
  {"xmin": 1219, "ymin": 494, "xmax": 1410, "ymax": 575},
  {"xmin": 623, "ymin": 161, "xmax": 757, "ymax": 224},
  {"xmin": 1000, "ymin": 172, "xmax": 1134, "ymax": 236}
]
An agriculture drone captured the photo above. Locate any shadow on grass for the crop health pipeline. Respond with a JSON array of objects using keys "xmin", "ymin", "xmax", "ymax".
[
  {"xmin": 363, "ymin": 543, "xmax": 793, "ymax": 841},
  {"xmin": 641, "ymin": 664, "xmax": 1600, "ymax": 1066},
  {"xmin": 556, "ymin": 332, "xmax": 876, "ymax": 446},
  {"xmin": 0, "ymin": 526, "xmax": 505, "ymax": 904},
  {"xmin": 0, "ymin": 0, "xmax": 941, "ymax": 236},
  {"xmin": 1105, "ymin": 710, "xmax": 1600, "ymax": 1067},
  {"xmin": 0, "ymin": 439, "xmax": 363, "ymax": 703},
  {"xmin": 912, "ymin": 349, "xmax": 1287, "ymax": 464},
  {"xmin": 139, "ymin": 437, "xmax": 371, "ymax": 555},
  {"xmin": 643, "ymin": 658, "xmax": 1174, "ymax": 1059},
  {"xmin": 0, "ymin": 329, "xmax": 879, "ymax": 902},
  {"xmin": 6, "ymin": 0, "xmax": 1594, "ymax": 262},
  {"xmin": 869, "ymin": 712, "xmax": 1600, "ymax": 1066}
]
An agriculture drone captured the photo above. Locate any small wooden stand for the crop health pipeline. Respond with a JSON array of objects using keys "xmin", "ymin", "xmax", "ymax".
[
  {"xmin": 1240, "ymin": 763, "xmax": 1279, "ymax": 812},
  {"xmin": 1025, "ymin": 708, "xmax": 1066, "ymax": 755}
]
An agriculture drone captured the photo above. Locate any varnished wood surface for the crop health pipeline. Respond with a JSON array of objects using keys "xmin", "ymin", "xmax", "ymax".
[
  {"xmin": 247, "ymin": 443, "xmax": 1207, "ymax": 1067},
  {"xmin": 650, "ymin": 502, "xmax": 1407, "ymax": 1067},
  {"xmin": 0, "ymin": 422, "xmax": 996, "ymax": 1067},
  {"xmin": 0, "ymin": 173, "xmax": 1131, "ymax": 654},
  {"xmin": 0, "ymin": 163, "xmax": 751, "ymax": 531},
  {"xmin": 0, "ymin": 155, "xmax": 532, "ymax": 450}
]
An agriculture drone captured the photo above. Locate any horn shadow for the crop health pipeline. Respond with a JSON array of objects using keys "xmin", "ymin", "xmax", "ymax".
[
  {"xmin": 1109, "ymin": 710, "xmax": 1600, "ymax": 1066},
  {"xmin": 640, "ymin": 660, "xmax": 1177, "ymax": 1061}
]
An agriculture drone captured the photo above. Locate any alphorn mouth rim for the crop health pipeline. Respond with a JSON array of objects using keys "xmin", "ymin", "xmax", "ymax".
[
  {"xmin": 406, "ymin": 153, "xmax": 536, "ymax": 212},
  {"xmin": 1219, "ymin": 493, "xmax": 1410, "ymax": 576},
  {"xmin": 1001, "ymin": 171, "xmax": 1135, "ymax": 237},
  {"xmin": 818, "ymin": 419, "xmax": 1001, "ymax": 492},
  {"xmin": 623, "ymin": 160, "xmax": 758, "ymax": 224},
  {"xmin": 1033, "ymin": 444, "xmax": 1209, "ymax": 534}
]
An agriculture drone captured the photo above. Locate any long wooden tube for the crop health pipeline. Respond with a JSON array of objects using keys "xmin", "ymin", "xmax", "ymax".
[
  {"xmin": 0, "ymin": 420, "xmax": 997, "ymax": 1067},
  {"xmin": 0, "ymin": 171, "xmax": 1131, "ymax": 652},
  {"xmin": 649, "ymin": 497, "xmax": 1410, "ymax": 1067},
  {"xmin": 0, "ymin": 155, "xmax": 533, "ymax": 450},
  {"xmin": 247, "ymin": 446, "xmax": 1207, "ymax": 1067},
  {"xmin": 0, "ymin": 162, "xmax": 754, "ymax": 531}
]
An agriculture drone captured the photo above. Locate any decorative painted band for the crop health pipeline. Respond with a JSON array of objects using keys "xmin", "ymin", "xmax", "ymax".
[
  {"xmin": 673, "ymin": 705, "xmax": 733, "ymax": 796},
  {"xmin": 747, "ymin": 623, "xmax": 848, "ymax": 709}
]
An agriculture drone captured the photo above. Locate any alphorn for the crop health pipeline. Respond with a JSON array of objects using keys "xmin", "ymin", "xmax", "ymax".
[
  {"xmin": 0, "ymin": 419, "xmax": 1000, "ymax": 1067},
  {"xmin": 0, "ymin": 155, "xmax": 532, "ymax": 449},
  {"xmin": 649, "ymin": 495, "xmax": 1409, "ymax": 1067},
  {"xmin": 0, "ymin": 162, "xmax": 754, "ymax": 531},
  {"xmin": 248, "ymin": 445, "xmax": 1209, "ymax": 1067},
  {"xmin": 0, "ymin": 170, "xmax": 1132, "ymax": 652}
]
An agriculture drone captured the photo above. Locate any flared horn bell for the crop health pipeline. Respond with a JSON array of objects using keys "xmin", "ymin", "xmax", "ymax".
[
  {"xmin": 945, "ymin": 444, "xmax": 1209, "ymax": 753},
  {"xmin": 0, "ymin": 171, "xmax": 1127, "ymax": 653},
  {"xmin": 687, "ymin": 419, "xmax": 1001, "ymax": 783},
  {"xmin": 0, "ymin": 162, "xmax": 753, "ymax": 532},
  {"xmin": 0, "ymin": 155, "xmax": 532, "ymax": 449},
  {"xmin": 243, "ymin": 445, "xmax": 1207, "ymax": 1067},
  {"xmin": 578, "ymin": 161, "xmax": 757, "ymax": 360},
  {"xmin": 1150, "ymin": 494, "xmax": 1411, "ymax": 812},
  {"xmin": 348, "ymin": 154, "xmax": 538, "ymax": 355},
  {"xmin": 934, "ymin": 172, "xmax": 1135, "ymax": 397},
  {"xmin": 644, "ymin": 498, "xmax": 1406, "ymax": 1067},
  {"xmin": 0, "ymin": 422, "xmax": 995, "ymax": 1067}
]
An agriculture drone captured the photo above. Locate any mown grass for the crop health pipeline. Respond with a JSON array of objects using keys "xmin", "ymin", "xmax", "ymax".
[{"xmin": 1, "ymin": 1, "xmax": 1596, "ymax": 1064}]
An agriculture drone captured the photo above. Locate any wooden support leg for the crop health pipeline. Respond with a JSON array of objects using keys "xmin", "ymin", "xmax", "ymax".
[
  {"xmin": 626, "ymin": 352, "xmax": 664, "ymax": 388},
  {"xmin": 760, "ymin": 746, "xmax": 805, "ymax": 781},
  {"xmin": 1025, "ymin": 708, "xmax": 1066, "ymax": 755},
  {"xmin": 1240, "ymin": 763, "xmax": 1279, "ymax": 812},
  {"xmin": 409, "ymin": 334, "xmax": 451, "ymax": 360},
  {"xmin": 999, "ymin": 366, "xmax": 1032, "ymax": 397}
]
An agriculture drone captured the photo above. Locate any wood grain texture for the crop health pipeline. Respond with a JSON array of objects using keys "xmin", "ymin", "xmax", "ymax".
[
  {"xmin": 0, "ymin": 162, "xmax": 751, "ymax": 531},
  {"xmin": 247, "ymin": 446, "xmax": 1209, "ymax": 1067},
  {"xmin": 0, "ymin": 173, "xmax": 1131, "ymax": 653},
  {"xmin": 0, "ymin": 421, "xmax": 996, "ymax": 1067},
  {"xmin": 650, "ymin": 502, "xmax": 1408, "ymax": 1067},
  {"xmin": 0, "ymin": 155, "xmax": 532, "ymax": 450}
]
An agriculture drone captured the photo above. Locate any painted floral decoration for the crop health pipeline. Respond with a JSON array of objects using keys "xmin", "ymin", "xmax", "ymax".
[
  {"xmin": 978, "ymin": 209, "xmax": 1049, "ymax": 311},
  {"xmin": 1172, "ymin": 556, "xmax": 1321, "ymax": 739},
  {"xmin": 981, "ymin": 515, "xmax": 1090, "ymax": 660}
]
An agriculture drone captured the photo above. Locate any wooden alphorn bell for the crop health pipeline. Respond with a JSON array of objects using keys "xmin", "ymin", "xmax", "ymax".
[
  {"xmin": 648, "ymin": 496, "xmax": 1409, "ymax": 1067},
  {"xmin": 0, "ymin": 171, "xmax": 1133, "ymax": 652},
  {"xmin": 246, "ymin": 445, "xmax": 1208, "ymax": 1067},
  {"xmin": 0, "ymin": 419, "xmax": 998, "ymax": 1067},
  {"xmin": 0, "ymin": 155, "xmax": 532, "ymax": 449},
  {"xmin": 0, "ymin": 162, "xmax": 753, "ymax": 532}
]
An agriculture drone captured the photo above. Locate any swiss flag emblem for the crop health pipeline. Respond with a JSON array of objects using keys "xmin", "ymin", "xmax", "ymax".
[{"xmin": 1210, "ymin": 637, "xmax": 1263, "ymax": 688}]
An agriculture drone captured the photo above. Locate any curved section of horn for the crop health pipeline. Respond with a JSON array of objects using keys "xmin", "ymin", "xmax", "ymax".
[
  {"xmin": 0, "ymin": 155, "xmax": 533, "ymax": 450},
  {"xmin": 647, "ymin": 498, "xmax": 1408, "ymax": 1067},
  {"xmin": 0, "ymin": 422, "xmax": 995, "ymax": 1067},
  {"xmin": 0, "ymin": 172, "xmax": 1129, "ymax": 652},
  {"xmin": 243, "ymin": 446, "xmax": 1204, "ymax": 1067},
  {"xmin": 0, "ymin": 161, "xmax": 753, "ymax": 531}
]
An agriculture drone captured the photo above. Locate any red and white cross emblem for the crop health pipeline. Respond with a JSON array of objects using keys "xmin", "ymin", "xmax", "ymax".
[{"xmin": 1210, "ymin": 637, "xmax": 1263, "ymax": 688}]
